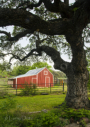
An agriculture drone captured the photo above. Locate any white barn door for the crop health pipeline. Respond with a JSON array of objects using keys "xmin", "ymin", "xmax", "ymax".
[{"xmin": 45, "ymin": 77, "xmax": 50, "ymax": 87}]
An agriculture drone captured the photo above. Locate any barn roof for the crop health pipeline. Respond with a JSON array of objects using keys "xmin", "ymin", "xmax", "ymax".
[{"xmin": 11, "ymin": 67, "xmax": 46, "ymax": 79}]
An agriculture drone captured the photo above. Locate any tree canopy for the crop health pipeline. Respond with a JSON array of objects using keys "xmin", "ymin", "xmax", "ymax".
[
  {"xmin": 0, "ymin": 0, "xmax": 90, "ymax": 70},
  {"xmin": 11, "ymin": 62, "xmax": 52, "ymax": 76}
]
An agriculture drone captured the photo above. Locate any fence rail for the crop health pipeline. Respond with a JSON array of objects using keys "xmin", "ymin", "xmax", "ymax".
[
  {"xmin": 0, "ymin": 83, "xmax": 90, "ymax": 97},
  {"xmin": 0, "ymin": 83, "xmax": 67, "ymax": 95}
]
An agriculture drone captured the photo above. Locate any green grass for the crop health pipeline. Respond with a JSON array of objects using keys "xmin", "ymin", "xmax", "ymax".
[
  {"xmin": 0, "ymin": 78, "xmax": 8, "ymax": 85},
  {"xmin": 0, "ymin": 78, "xmax": 90, "ymax": 126},
  {"xmin": 0, "ymin": 94, "xmax": 66, "ymax": 127},
  {"xmin": 0, "ymin": 94, "xmax": 66, "ymax": 112},
  {"xmin": 33, "ymin": 85, "xmax": 67, "ymax": 94},
  {"xmin": 0, "ymin": 94, "xmax": 90, "ymax": 127}
]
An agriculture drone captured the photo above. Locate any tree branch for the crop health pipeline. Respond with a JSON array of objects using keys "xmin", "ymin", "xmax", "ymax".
[
  {"xmin": 0, "ymin": 48, "xmax": 42, "ymax": 64},
  {"xmin": 0, "ymin": 44, "xmax": 70, "ymax": 73},
  {"xmin": 38, "ymin": 45, "xmax": 70, "ymax": 73},
  {"xmin": 0, "ymin": 1, "xmax": 90, "ymax": 42},
  {"xmin": 11, "ymin": 48, "xmax": 41, "ymax": 61},
  {"xmin": 0, "ymin": 29, "xmax": 34, "ymax": 41},
  {"xmin": 0, "ymin": 31, "xmax": 11, "ymax": 38},
  {"xmin": 42, "ymin": 0, "xmax": 60, "ymax": 13},
  {"xmin": 42, "ymin": 0, "xmax": 74, "ymax": 18},
  {"xmin": 0, "ymin": 8, "xmax": 71, "ymax": 35},
  {"xmin": 17, "ymin": 0, "xmax": 73, "ymax": 18},
  {"xmin": 64, "ymin": 0, "xmax": 69, "ymax": 6},
  {"xmin": 17, "ymin": 0, "xmax": 90, "ymax": 19},
  {"xmin": 17, "ymin": 0, "xmax": 43, "ymax": 10},
  {"xmin": 34, "ymin": 32, "xmax": 49, "ymax": 47},
  {"xmin": 71, "ymin": 0, "xmax": 85, "ymax": 9}
]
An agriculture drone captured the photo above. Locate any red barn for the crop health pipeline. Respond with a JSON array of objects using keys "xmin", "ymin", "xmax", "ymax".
[{"xmin": 9, "ymin": 67, "xmax": 53, "ymax": 88}]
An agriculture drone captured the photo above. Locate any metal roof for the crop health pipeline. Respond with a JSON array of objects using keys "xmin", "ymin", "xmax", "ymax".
[{"xmin": 12, "ymin": 67, "xmax": 46, "ymax": 79}]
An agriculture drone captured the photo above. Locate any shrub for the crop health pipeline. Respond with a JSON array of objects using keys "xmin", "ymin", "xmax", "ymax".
[
  {"xmin": 0, "ymin": 96, "xmax": 17, "ymax": 127},
  {"xmin": 53, "ymin": 102, "xmax": 90, "ymax": 121},
  {"xmin": 0, "ymin": 96, "xmax": 16, "ymax": 111},
  {"xmin": 20, "ymin": 83, "xmax": 38, "ymax": 96},
  {"xmin": 17, "ymin": 111, "xmax": 69, "ymax": 127},
  {"xmin": 0, "ymin": 89, "xmax": 9, "ymax": 98}
]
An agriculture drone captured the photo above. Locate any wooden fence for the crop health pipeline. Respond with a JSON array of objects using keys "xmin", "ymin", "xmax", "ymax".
[{"xmin": 0, "ymin": 83, "xmax": 67, "ymax": 95}]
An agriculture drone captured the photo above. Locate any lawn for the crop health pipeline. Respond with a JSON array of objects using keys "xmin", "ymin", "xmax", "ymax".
[
  {"xmin": 0, "ymin": 94, "xmax": 66, "ymax": 112},
  {"xmin": 0, "ymin": 94, "xmax": 90, "ymax": 127}
]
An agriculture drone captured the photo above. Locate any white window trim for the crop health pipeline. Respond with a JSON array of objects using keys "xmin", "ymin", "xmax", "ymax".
[{"xmin": 44, "ymin": 71, "xmax": 48, "ymax": 75}]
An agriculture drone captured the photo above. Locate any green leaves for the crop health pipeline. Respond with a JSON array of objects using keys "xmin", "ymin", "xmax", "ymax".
[
  {"xmin": 73, "ymin": 7, "xmax": 79, "ymax": 12},
  {"xmin": 0, "ymin": 96, "xmax": 16, "ymax": 111},
  {"xmin": 11, "ymin": 62, "xmax": 52, "ymax": 76},
  {"xmin": 53, "ymin": 105, "xmax": 90, "ymax": 120}
]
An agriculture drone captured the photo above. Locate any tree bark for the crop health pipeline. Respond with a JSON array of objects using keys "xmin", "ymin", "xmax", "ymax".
[
  {"xmin": 66, "ymin": 65, "xmax": 90, "ymax": 108},
  {"xmin": 65, "ymin": 35, "xmax": 90, "ymax": 109}
]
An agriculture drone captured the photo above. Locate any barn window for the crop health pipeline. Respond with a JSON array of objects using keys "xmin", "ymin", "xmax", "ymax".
[{"xmin": 44, "ymin": 71, "xmax": 48, "ymax": 75}]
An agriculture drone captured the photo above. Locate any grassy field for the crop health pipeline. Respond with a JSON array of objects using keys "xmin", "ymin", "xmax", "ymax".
[
  {"xmin": 0, "ymin": 94, "xmax": 66, "ymax": 112},
  {"xmin": 0, "ymin": 94, "xmax": 90, "ymax": 127},
  {"xmin": 1, "ymin": 78, "xmax": 90, "ymax": 127},
  {"xmin": 0, "ymin": 94, "xmax": 66, "ymax": 127},
  {"xmin": 0, "ymin": 78, "xmax": 90, "ymax": 127}
]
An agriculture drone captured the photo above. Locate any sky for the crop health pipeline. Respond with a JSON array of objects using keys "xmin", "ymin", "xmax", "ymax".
[
  {"xmin": 69, "ymin": 0, "xmax": 75, "ymax": 3},
  {"xmin": 0, "ymin": 0, "xmax": 76, "ymax": 68}
]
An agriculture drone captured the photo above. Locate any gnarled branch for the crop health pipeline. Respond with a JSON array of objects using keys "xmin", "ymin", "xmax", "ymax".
[
  {"xmin": 38, "ymin": 45, "xmax": 70, "ymax": 73},
  {"xmin": 17, "ymin": 0, "xmax": 73, "ymax": 18},
  {"xmin": 0, "ymin": 29, "xmax": 34, "ymax": 41},
  {"xmin": 0, "ymin": 8, "xmax": 71, "ymax": 35},
  {"xmin": 0, "ymin": 44, "xmax": 70, "ymax": 73},
  {"xmin": 17, "ymin": 0, "xmax": 43, "ymax": 10}
]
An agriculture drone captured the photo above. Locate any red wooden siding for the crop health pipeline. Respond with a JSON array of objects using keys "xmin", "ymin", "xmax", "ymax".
[
  {"xmin": 13, "ymin": 67, "xmax": 53, "ymax": 88},
  {"xmin": 37, "ymin": 68, "xmax": 53, "ymax": 87},
  {"xmin": 16, "ymin": 75, "xmax": 37, "ymax": 88},
  {"xmin": 13, "ymin": 79, "xmax": 16, "ymax": 88}
]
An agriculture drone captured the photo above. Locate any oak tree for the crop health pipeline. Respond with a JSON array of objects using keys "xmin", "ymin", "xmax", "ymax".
[{"xmin": 0, "ymin": 0, "xmax": 90, "ymax": 108}]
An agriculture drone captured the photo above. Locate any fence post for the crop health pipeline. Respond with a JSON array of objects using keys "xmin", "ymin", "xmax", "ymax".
[
  {"xmin": 63, "ymin": 83, "xmax": 64, "ymax": 92},
  {"xmin": 50, "ymin": 83, "xmax": 51, "ymax": 93},
  {"xmin": 16, "ymin": 84, "xmax": 17, "ymax": 95}
]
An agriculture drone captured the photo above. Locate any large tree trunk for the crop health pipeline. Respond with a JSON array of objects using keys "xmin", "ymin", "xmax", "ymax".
[
  {"xmin": 65, "ymin": 35, "xmax": 90, "ymax": 109},
  {"xmin": 66, "ymin": 66, "xmax": 90, "ymax": 108}
]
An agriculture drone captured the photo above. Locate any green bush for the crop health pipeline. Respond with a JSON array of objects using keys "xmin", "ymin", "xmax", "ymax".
[
  {"xmin": 53, "ymin": 102, "xmax": 90, "ymax": 120},
  {"xmin": 0, "ymin": 89, "xmax": 8, "ymax": 98},
  {"xmin": 0, "ymin": 96, "xmax": 16, "ymax": 111},
  {"xmin": 17, "ymin": 111, "xmax": 68, "ymax": 127},
  {"xmin": 54, "ymin": 83, "xmax": 60, "ymax": 86},
  {"xmin": 0, "ymin": 96, "xmax": 18, "ymax": 127},
  {"xmin": 0, "ymin": 89, "xmax": 14, "ymax": 99},
  {"xmin": 20, "ymin": 83, "xmax": 38, "ymax": 96}
]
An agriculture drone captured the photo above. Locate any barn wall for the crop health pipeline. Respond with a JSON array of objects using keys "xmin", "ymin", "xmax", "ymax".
[
  {"xmin": 8, "ymin": 80, "xmax": 13, "ymax": 85},
  {"xmin": 17, "ymin": 75, "xmax": 37, "ymax": 88},
  {"xmin": 37, "ymin": 68, "xmax": 53, "ymax": 87},
  {"xmin": 12, "ymin": 68, "xmax": 53, "ymax": 88},
  {"xmin": 13, "ymin": 79, "xmax": 16, "ymax": 88}
]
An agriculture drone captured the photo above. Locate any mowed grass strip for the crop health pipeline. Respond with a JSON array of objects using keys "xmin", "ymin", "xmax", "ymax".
[
  {"xmin": 0, "ymin": 94, "xmax": 66, "ymax": 112},
  {"xmin": 37, "ymin": 85, "xmax": 67, "ymax": 92}
]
